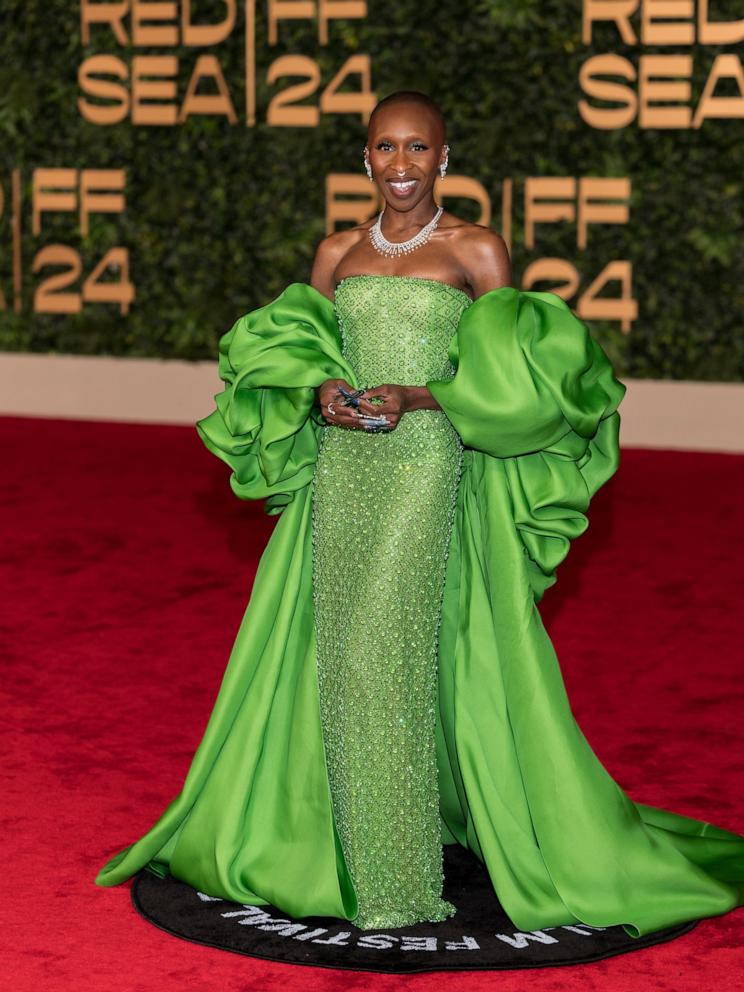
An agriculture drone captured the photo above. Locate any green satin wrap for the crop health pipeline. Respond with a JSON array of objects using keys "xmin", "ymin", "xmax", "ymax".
[{"xmin": 95, "ymin": 281, "xmax": 744, "ymax": 937}]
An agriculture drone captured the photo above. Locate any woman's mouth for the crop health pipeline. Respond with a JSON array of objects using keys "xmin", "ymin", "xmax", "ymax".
[{"xmin": 386, "ymin": 179, "xmax": 419, "ymax": 198}]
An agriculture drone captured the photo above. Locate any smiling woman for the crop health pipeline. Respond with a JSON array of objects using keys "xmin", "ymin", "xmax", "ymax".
[
  {"xmin": 95, "ymin": 90, "xmax": 744, "ymax": 943},
  {"xmin": 365, "ymin": 121, "xmax": 449, "ymax": 200}
]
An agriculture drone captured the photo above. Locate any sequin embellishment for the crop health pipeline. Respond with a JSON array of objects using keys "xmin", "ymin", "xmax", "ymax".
[{"xmin": 311, "ymin": 275, "xmax": 471, "ymax": 929}]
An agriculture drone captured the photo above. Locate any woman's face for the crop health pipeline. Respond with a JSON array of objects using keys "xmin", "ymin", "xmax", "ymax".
[{"xmin": 366, "ymin": 103, "xmax": 446, "ymax": 211}]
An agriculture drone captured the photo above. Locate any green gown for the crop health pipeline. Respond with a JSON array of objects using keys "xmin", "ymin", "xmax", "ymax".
[
  {"xmin": 312, "ymin": 275, "xmax": 468, "ymax": 928},
  {"xmin": 95, "ymin": 276, "xmax": 744, "ymax": 938}
]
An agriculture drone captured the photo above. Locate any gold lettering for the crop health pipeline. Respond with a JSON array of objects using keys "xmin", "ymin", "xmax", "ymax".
[
  {"xmin": 325, "ymin": 173, "xmax": 379, "ymax": 234},
  {"xmin": 525, "ymin": 178, "xmax": 576, "ymax": 249},
  {"xmin": 83, "ymin": 247, "xmax": 135, "ymax": 315},
  {"xmin": 80, "ymin": 170, "xmax": 126, "ymax": 236},
  {"xmin": 641, "ymin": 0, "xmax": 694, "ymax": 45},
  {"xmin": 80, "ymin": 0, "xmax": 129, "ymax": 45},
  {"xmin": 132, "ymin": 55, "xmax": 178, "ymax": 125},
  {"xmin": 578, "ymin": 54, "xmax": 637, "ymax": 129},
  {"xmin": 318, "ymin": 0, "xmax": 367, "ymax": 45},
  {"xmin": 639, "ymin": 54, "xmax": 692, "ymax": 128},
  {"xmin": 582, "ymin": 0, "xmax": 639, "ymax": 45},
  {"xmin": 131, "ymin": 1, "xmax": 178, "ymax": 45},
  {"xmin": 268, "ymin": 0, "xmax": 316, "ymax": 46},
  {"xmin": 32, "ymin": 169, "xmax": 78, "ymax": 235},
  {"xmin": 436, "ymin": 176, "xmax": 491, "ymax": 226},
  {"xmin": 78, "ymin": 55, "xmax": 130, "ymax": 125},
  {"xmin": 33, "ymin": 246, "xmax": 82, "ymax": 314},
  {"xmin": 698, "ymin": 0, "xmax": 744, "ymax": 44},
  {"xmin": 578, "ymin": 260, "xmax": 637, "ymax": 333},
  {"xmin": 181, "ymin": 0, "xmax": 237, "ymax": 46},
  {"xmin": 320, "ymin": 55, "xmax": 376, "ymax": 122},
  {"xmin": 522, "ymin": 259, "xmax": 580, "ymax": 298},
  {"xmin": 692, "ymin": 53, "xmax": 744, "ymax": 127},
  {"xmin": 267, "ymin": 56, "xmax": 320, "ymax": 126},
  {"xmin": 179, "ymin": 55, "xmax": 238, "ymax": 122},
  {"xmin": 578, "ymin": 177, "xmax": 630, "ymax": 249}
]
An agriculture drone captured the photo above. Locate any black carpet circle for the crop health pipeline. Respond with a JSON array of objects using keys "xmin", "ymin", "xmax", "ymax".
[{"xmin": 132, "ymin": 845, "xmax": 698, "ymax": 973}]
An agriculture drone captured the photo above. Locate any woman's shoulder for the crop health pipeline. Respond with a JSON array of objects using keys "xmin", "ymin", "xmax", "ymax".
[
  {"xmin": 439, "ymin": 213, "xmax": 512, "ymax": 297},
  {"xmin": 310, "ymin": 226, "xmax": 368, "ymax": 300},
  {"xmin": 440, "ymin": 212, "xmax": 508, "ymax": 255},
  {"xmin": 315, "ymin": 223, "xmax": 372, "ymax": 265}
]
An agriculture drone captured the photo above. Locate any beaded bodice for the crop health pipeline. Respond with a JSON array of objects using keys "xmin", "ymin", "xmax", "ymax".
[
  {"xmin": 333, "ymin": 275, "xmax": 471, "ymax": 386},
  {"xmin": 313, "ymin": 272, "xmax": 470, "ymax": 928}
]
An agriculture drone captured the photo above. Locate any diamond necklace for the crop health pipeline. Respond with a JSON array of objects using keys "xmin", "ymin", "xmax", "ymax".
[{"xmin": 369, "ymin": 204, "xmax": 444, "ymax": 257}]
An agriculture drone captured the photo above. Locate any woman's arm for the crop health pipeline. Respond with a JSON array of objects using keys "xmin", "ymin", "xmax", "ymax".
[
  {"xmin": 401, "ymin": 385, "xmax": 443, "ymax": 411},
  {"xmin": 309, "ymin": 231, "xmax": 382, "ymax": 427},
  {"xmin": 463, "ymin": 225, "xmax": 513, "ymax": 299}
]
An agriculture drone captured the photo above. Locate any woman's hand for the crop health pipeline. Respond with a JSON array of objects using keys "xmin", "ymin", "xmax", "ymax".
[
  {"xmin": 356, "ymin": 384, "xmax": 410, "ymax": 430},
  {"xmin": 317, "ymin": 378, "xmax": 389, "ymax": 430}
]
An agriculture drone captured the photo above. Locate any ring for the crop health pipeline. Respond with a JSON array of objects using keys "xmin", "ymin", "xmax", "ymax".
[{"xmin": 327, "ymin": 402, "xmax": 336, "ymax": 416}]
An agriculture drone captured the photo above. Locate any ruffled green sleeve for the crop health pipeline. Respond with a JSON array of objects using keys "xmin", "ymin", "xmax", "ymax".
[
  {"xmin": 426, "ymin": 287, "xmax": 626, "ymax": 600},
  {"xmin": 196, "ymin": 283, "xmax": 357, "ymax": 515}
]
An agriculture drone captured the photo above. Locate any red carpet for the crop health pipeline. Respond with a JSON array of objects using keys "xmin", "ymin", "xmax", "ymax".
[{"xmin": 2, "ymin": 415, "xmax": 743, "ymax": 991}]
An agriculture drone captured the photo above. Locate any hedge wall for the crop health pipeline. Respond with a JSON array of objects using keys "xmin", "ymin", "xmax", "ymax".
[{"xmin": 0, "ymin": 0, "xmax": 743, "ymax": 380}]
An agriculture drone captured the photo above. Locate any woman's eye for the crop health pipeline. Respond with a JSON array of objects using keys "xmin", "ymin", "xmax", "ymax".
[{"xmin": 374, "ymin": 141, "xmax": 428, "ymax": 151}]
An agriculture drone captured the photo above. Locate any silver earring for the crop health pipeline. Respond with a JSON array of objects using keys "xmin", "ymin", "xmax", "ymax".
[
  {"xmin": 363, "ymin": 148, "xmax": 373, "ymax": 182},
  {"xmin": 439, "ymin": 144, "xmax": 450, "ymax": 179}
]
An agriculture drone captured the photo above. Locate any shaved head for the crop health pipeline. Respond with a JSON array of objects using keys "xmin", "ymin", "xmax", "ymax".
[{"xmin": 369, "ymin": 91, "xmax": 446, "ymax": 145}]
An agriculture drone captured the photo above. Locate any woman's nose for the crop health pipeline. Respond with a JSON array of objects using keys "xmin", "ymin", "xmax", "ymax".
[{"xmin": 392, "ymin": 150, "xmax": 411, "ymax": 173}]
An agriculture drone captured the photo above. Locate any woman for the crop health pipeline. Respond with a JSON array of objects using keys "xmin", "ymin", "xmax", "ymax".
[{"xmin": 96, "ymin": 91, "xmax": 744, "ymax": 937}]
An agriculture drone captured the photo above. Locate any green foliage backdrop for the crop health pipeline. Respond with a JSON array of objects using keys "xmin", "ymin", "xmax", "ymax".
[{"xmin": 0, "ymin": 0, "xmax": 743, "ymax": 379}]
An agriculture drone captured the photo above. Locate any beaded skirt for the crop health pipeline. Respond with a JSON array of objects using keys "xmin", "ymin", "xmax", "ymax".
[{"xmin": 311, "ymin": 275, "xmax": 471, "ymax": 929}]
